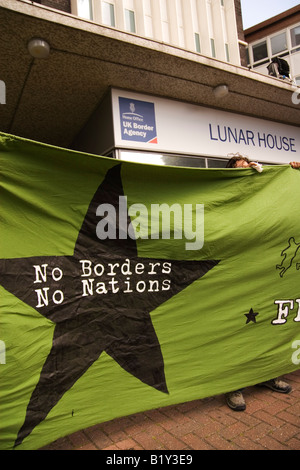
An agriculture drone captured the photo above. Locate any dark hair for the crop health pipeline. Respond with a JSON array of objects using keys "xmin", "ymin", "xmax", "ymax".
[{"xmin": 226, "ymin": 155, "xmax": 250, "ymax": 168}]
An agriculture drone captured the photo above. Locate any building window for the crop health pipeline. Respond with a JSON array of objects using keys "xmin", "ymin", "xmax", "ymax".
[
  {"xmin": 291, "ymin": 25, "xmax": 300, "ymax": 48},
  {"xmin": 144, "ymin": 0, "xmax": 153, "ymax": 38},
  {"xmin": 102, "ymin": 2, "xmax": 115, "ymax": 27},
  {"xmin": 246, "ymin": 47, "xmax": 250, "ymax": 66},
  {"xmin": 252, "ymin": 40, "xmax": 268, "ymax": 62},
  {"xmin": 225, "ymin": 43, "xmax": 230, "ymax": 62},
  {"xmin": 210, "ymin": 38, "xmax": 216, "ymax": 58},
  {"xmin": 125, "ymin": 9, "xmax": 136, "ymax": 33},
  {"xmin": 77, "ymin": 0, "xmax": 93, "ymax": 20},
  {"xmin": 271, "ymin": 32, "xmax": 287, "ymax": 56},
  {"xmin": 195, "ymin": 33, "xmax": 201, "ymax": 53}
]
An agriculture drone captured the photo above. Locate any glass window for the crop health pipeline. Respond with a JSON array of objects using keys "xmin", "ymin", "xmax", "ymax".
[
  {"xmin": 210, "ymin": 38, "xmax": 216, "ymax": 58},
  {"xmin": 195, "ymin": 33, "xmax": 201, "ymax": 53},
  {"xmin": 77, "ymin": 0, "xmax": 93, "ymax": 20},
  {"xmin": 159, "ymin": 155, "xmax": 206, "ymax": 168},
  {"xmin": 207, "ymin": 158, "xmax": 228, "ymax": 168},
  {"xmin": 271, "ymin": 32, "xmax": 287, "ymax": 55},
  {"xmin": 125, "ymin": 9, "xmax": 136, "ymax": 33},
  {"xmin": 291, "ymin": 26, "xmax": 300, "ymax": 48},
  {"xmin": 252, "ymin": 40, "xmax": 268, "ymax": 62},
  {"xmin": 225, "ymin": 43, "xmax": 230, "ymax": 62},
  {"xmin": 102, "ymin": 2, "xmax": 115, "ymax": 27},
  {"xmin": 246, "ymin": 47, "xmax": 250, "ymax": 66},
  {"xmin": 119, "ymin": 151, "xmax": 206, "ymax": 168}
]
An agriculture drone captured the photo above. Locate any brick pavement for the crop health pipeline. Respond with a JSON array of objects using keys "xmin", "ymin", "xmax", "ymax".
[{"xmin": 41, "ymin": 370, "xmax": 300, "ymax": 451}]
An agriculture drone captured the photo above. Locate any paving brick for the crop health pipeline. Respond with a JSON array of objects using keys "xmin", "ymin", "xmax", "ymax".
[
  {"xmin": 270, "ymin": 423, "xmax": 300, "ymax": 443},
  {"xmin": 243, "ymin": 398, "xmax": 266, "ymax": 414},
  {"xmin": 133, "ymin": 431, "xmax": 165, "ymax": 450},
  {"xmin": 181, "ymin": 433, "xmax": 215, "ymax": 450},
  {"xmin": 68, "ymin": 430, "xmax": 91, "ymax": 448},
  {"xmin": 286, "ymin": 438, "xmax": 300, "ymax": 450},
  {"xmin": 286, "ymin": 402, "xmax": 300, "ymax": 415},
  {"xmin": 237, "ymin": 411, "xmax": 261, "ymax": 427},
  {"xmin": 207, "ymin": 409, "xmax": 237, "ymax": 426},
  {"xmin": 204, "ymin": 434, "xmax": 240, "ymax": 450},
  {"xmin": 76, "ymin": 442, "xmax": 98, "ymax": 450},
  {"xmin": 277, "ymin": 410, "xmax": 300, "ymax": 426},
  {"xmin": 220, "ymin": 421, "xmax": 249, "ymax": 440},
  {"xmin": 107, "ymin": 429, "xmax": 128, "ymax": 443},
  {"xmin": 253, "ymin": 410, "xmax": 284, "ymax": 428},
  {"xmin": 185, "ymin": 409, "xmax": 215, "ymax": 427},
  {"xmin": 258, "ymin": 436, "xmax": 290, "ymax": 450},
  {"xmin": 263, "ymin": 400, "xmax": 290, "ymax": 416},
  {"xmin": 193, "ymin": 418, "xmax": 224, "ymax": 438},
  {"xmin": 102, "ymin": 444, "xmax": 120, "ymax": 450},
  {"xmin": 115, "ymin": 438, "xmax": 139, "ymax": 450},
  {"xmin": 232, "ymin": 435, "xmax": 266, "ymax": 450},
  {"xmin": 155, "ymin": 431, "xmax": 187, "ymax": 450},
  {"xmin": 83, "ymin": 425, "xmax": 113, "ymax": 448},
  {"xmin": 166, "ymin": 420, "xmax": 201, "ymax": 437},
  {"xmin": 244, "ymin": 422, "xmax": 273, "ymax": 441}
]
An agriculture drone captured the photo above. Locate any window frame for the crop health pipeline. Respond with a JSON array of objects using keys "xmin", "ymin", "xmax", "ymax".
[
  {"xmin": 290, "ymin": 24, "xmax": 300, "ymax": 49},
  {"xmin": 270, "ymin": 31, "xmax": 288, "ymax": 56},
  {"xmin": 102, "ymin": 1, "xmax": 115, "ymax": 28},
  {"xmin": 124, "ymin": 8, "xmax": 136, "ymax": 33}
]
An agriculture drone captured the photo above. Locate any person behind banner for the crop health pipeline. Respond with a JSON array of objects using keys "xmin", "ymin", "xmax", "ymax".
[
  {"xmin": 226, "ymin": 154, "xmax": 300, "ymax": 170},
  {"xmin": 223, "ymin": 154, "xmax": 299, "ymax": 412}
]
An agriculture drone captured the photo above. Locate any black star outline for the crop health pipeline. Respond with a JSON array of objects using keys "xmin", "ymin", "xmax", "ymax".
[
  {"xmin": 0, "ymin": 163, "xmax": 220, "ymax": 447},
  {"xmin": 245, "ymin": 308, "xmax": 259, "ymax": 324}
]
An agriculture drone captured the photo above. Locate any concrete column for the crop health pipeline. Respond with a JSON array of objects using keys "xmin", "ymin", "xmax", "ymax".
[
  {"xmin": 115, "ymin": 0, "xmax": 125, "ymax": 31},
  {"xmin": 151, "ymin": 0, "xmax": 163, "ymax": 41},
  {"xmin": 166, "ymin": 0, "xmax": 179, "ymax": 46},
  {"xmin": 70, "ymin": 0, "xmax": 78, "ymax": 16},
  {"xmin": 226, "ymin": 0, "xmax": 241, "ymax": 65},
  {"xmin": 181, "ymin": 0, "xmax": 195, "ymax": 51},
  {"xmin": 93, "ymin": 0, "xmax": 102, "ymax": 24},
  {"xmin": 196, "ymin": 0, "xmax": 211, "ymax": 56},
  {"xmin": 134, "ymin": 0, "xmax": 145, "ymax": 36},
  {"xmin": 211, "ymin": 0, "xmax": 226, "ymax": 61}
]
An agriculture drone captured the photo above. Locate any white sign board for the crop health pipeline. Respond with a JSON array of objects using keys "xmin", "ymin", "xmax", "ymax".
[{"xmin": 112, "ymin": 89, "xmax": 299, "ymax": 164}]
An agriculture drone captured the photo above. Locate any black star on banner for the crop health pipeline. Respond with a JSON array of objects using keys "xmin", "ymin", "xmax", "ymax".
[
  {"xmin": 0, "ymin": 164, "xmax": 219, "ymax": 447},
  {"xmin": 245, "ymin": 308, "xmax": 259, "ymax": 324}
]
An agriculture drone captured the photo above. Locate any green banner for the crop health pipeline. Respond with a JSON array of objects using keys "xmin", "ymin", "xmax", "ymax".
[{"xmin": 0, "ymin": 133, "xmax": 299, "ymax": 450}]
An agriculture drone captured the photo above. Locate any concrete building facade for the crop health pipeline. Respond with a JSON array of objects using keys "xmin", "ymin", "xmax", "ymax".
[
  {"xmin": 0, "ymin": 0, "xmax": 299, "ymax": 167},
  {"xmin": 70, "ymin": 0, "xmax": 244, "ymax": 66}
]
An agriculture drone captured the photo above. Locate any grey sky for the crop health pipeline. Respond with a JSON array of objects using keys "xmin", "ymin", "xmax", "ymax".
[{"xmin": 241, "ymin": 0, "xmax": 299, "ymax": 29}]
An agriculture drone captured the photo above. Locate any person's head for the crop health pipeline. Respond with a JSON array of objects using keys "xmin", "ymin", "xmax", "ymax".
[{"xmin": 226, "ymin": 153, "xmax": 251, "ymax": 168}]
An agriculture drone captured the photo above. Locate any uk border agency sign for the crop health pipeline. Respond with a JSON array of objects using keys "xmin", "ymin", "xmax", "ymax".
[
  {"xmin": 112, "ymin": 89, "xmax": 299, "ymax": 164},
  {"xmin": 119, "ymin": 97, "xmax": 157, "ymax": 144}
]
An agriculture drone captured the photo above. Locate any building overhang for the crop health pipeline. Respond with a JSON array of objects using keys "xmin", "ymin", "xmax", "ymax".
[{"xmin": 1, "ymin": 0, "xmax": 299, "ymax": 150}]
